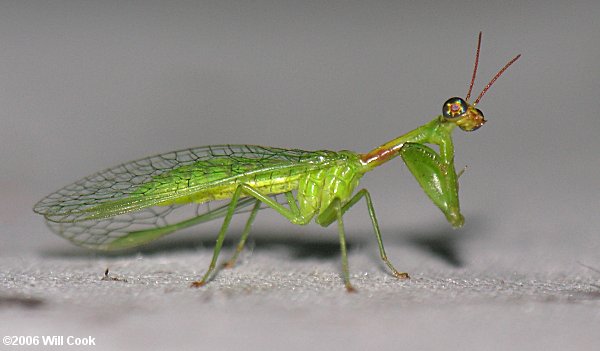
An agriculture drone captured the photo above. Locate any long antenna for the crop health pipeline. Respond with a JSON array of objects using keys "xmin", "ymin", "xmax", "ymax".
[
  {"xmin": 474, "ymin": 53, "xmax": 521, "ymax": 105},
  {"xmin": 465, "ymin": 32, "xmax": 482, "ymax": 102}
]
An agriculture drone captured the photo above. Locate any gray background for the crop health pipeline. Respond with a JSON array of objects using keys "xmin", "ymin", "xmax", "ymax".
[{"xmin": 1, "ymin": 0, "xmax": 599, "ymax": 350}]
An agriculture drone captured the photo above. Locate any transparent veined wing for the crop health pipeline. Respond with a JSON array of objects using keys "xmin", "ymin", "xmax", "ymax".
[{"xmin": 33, "ymin": 144, "xmax": 335, "ymax": 250}]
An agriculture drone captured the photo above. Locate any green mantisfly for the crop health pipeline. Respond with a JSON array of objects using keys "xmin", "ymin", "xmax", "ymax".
[{"xmin": 34, "ymin": 33, "xmax": 520, "ymax": 291}]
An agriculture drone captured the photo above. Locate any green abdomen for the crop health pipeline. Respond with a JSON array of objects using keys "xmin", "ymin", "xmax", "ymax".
[{"xmin": 181, "ymin": 168, "xmax": 304, "ymax": 204}]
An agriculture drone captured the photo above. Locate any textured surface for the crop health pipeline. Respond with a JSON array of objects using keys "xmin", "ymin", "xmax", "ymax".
[
  {"xmin": 2, "ymin": 1, "xmax": 600, "ymax": 350},
  {"xmin": 2, "ymin": 237, "xmax": 600, "ymax": 350}
]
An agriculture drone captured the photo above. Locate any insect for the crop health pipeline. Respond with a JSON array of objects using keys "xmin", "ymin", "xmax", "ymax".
[{"xmin": 34, "ymin": 33, "xmax": 519, "ymax": 292}]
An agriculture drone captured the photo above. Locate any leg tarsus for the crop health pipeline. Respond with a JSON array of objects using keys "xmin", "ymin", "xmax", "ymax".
[
  {"xmin": 394, "ymin": 272, "xmax": 410, "ymax": 280},
  {"xmin": 221, "ymin": 260, "xmax": 235, "ymax": 269},
  {"xmin": 190, "ymin": 280, "xmax": 206, "ymax": 288}
]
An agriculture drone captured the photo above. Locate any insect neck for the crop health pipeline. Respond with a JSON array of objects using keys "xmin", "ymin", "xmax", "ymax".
[{"xmin": 359, "ymin": 117, "xmax": 455, "ymax": 172}]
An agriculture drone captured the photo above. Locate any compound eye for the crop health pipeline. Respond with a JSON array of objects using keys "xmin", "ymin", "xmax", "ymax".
[{"xmin": 443, "ymin": 97, "xmax": 468, "ymax": 119}]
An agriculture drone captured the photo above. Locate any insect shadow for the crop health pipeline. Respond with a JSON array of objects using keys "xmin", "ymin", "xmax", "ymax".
[
  {"xmin": 403, "ymin": 229, "xmax": 469, "ymax": 268},
  {"xmin": 0, "ymin": 295, "xmax": 45, "ymax": 310},
  {"xmin": 42, "ymin": 216, "xmax": 484, "ymax": 269},
  {"xmin": 41, "ymin": 228, "xmax": 356, "ymax": 260}
]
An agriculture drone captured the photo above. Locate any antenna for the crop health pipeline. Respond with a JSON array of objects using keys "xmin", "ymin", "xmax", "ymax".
[
  {"xmin": 465, "ymin": 32, "xmax": 482, "ymax": 102},
  {"xmin": 474, "ymin": 53, "xmax": 521, "ymax": 105}
]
